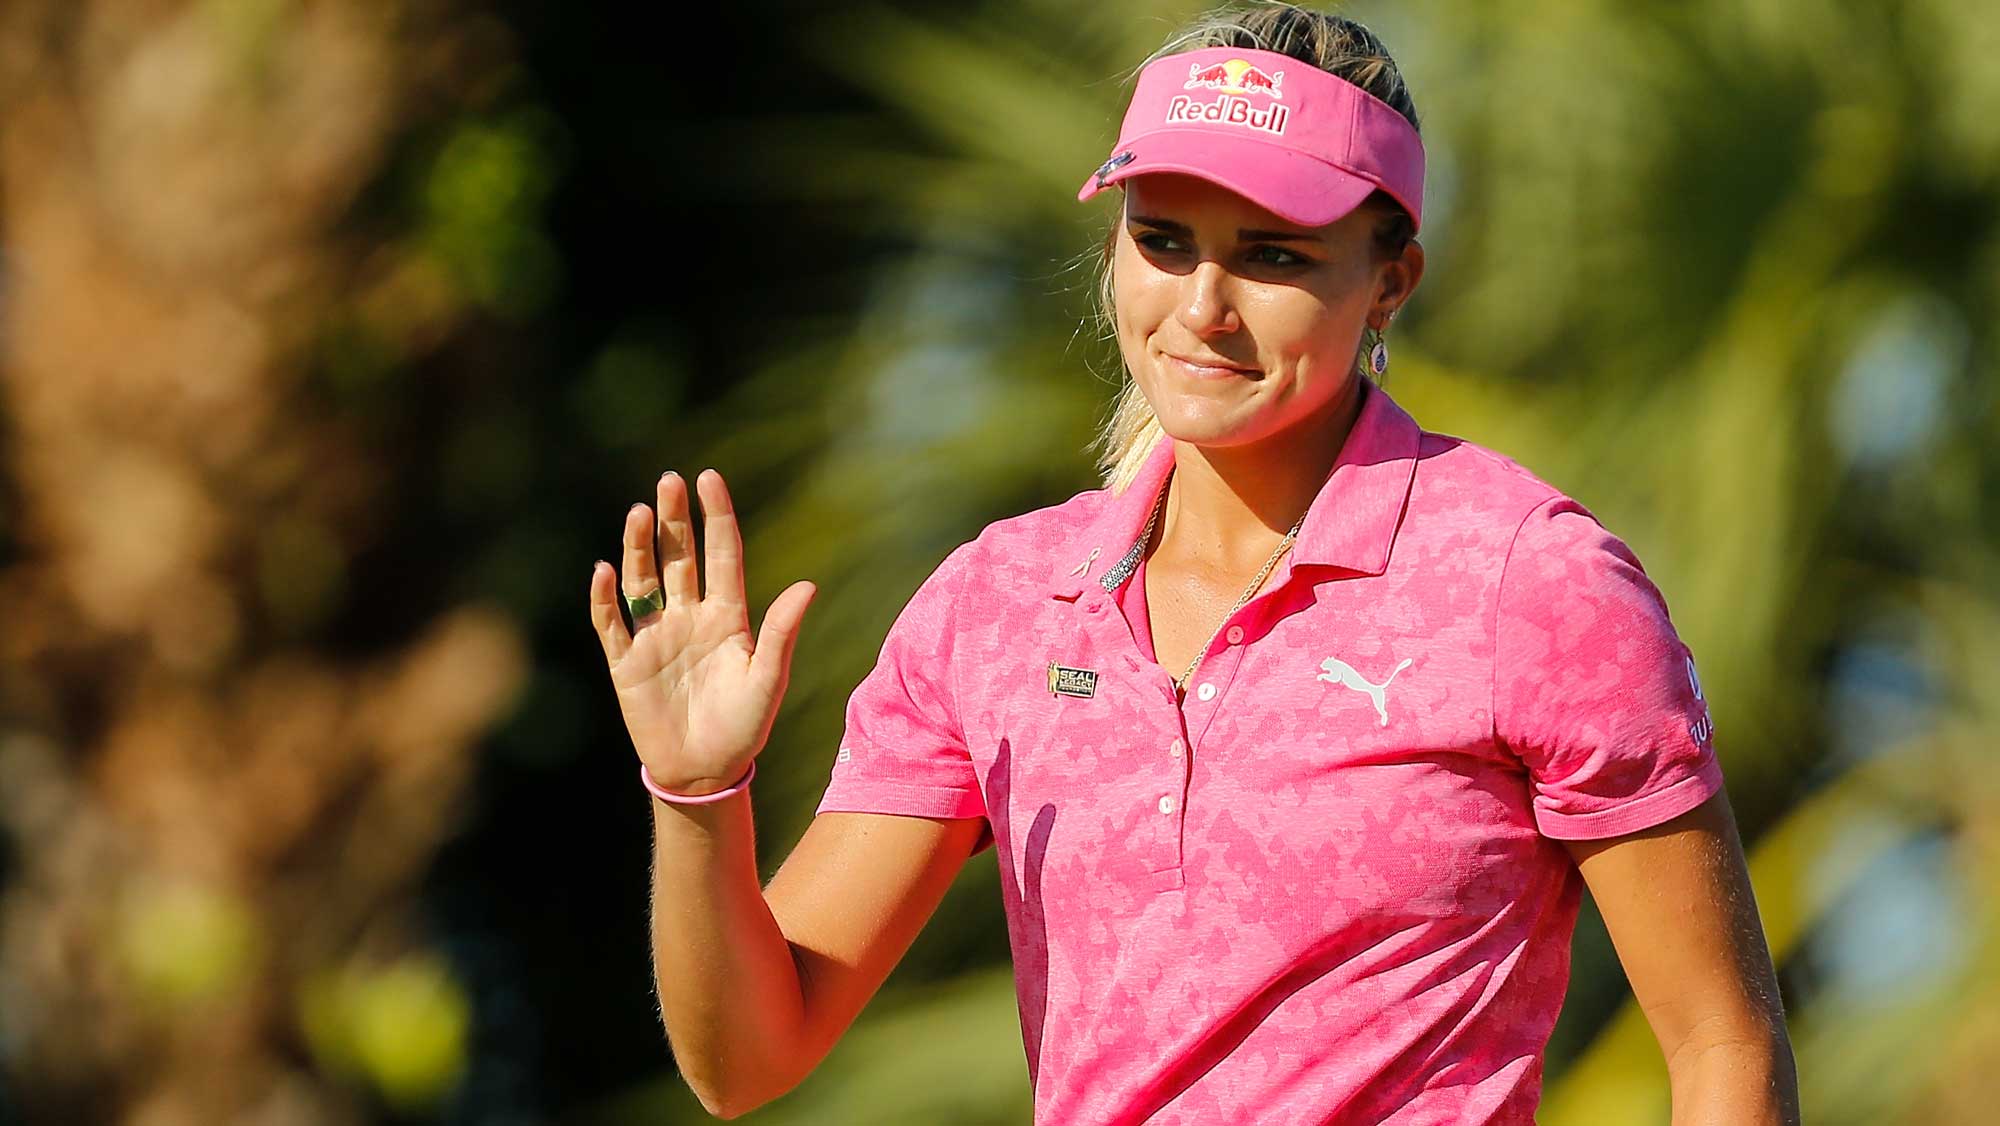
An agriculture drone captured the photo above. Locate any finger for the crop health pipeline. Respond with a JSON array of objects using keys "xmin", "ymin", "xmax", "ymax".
[
  {"xmin": 588, "ymin": 560, "xmax": 632, "ymax": 664},
  {"xmin": 749, "ymin": 579, "xmax": 816, "ymax": 698},
  {"xmin": 695, "ymin": 469, "xmax": 748, "ymax": 623},
  {"xmin": 656, "ymin": 470, "xmax": 699, "ymax": 608},
  {"xmin": 620, "ymin": 502, "xmax": 664, "ymax": 629}
]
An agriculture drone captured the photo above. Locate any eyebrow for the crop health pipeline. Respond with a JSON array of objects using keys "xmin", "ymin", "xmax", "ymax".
[{"xmin": 1128, "ymin": 214, "xmax": 1325, "ymax": 243}]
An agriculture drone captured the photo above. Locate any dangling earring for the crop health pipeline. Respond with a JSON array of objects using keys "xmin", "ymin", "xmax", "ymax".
[
  {"xmin": 1363, "ymin": 308, "xmax": 1395, "ymax": 380},
  {"xmin": 1367, "ymin": 327, "xmax": 1389, "ymax": 377}
]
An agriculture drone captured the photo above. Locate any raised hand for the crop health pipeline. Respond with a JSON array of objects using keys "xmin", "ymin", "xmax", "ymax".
[{"xmin": 588, "ymin": 469, "xmax": 817, "ymax": 796}]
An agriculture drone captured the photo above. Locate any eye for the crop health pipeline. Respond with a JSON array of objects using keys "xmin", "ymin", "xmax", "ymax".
[
  {"xmin": 1134, "ymin": 231, "xmax": 1187, "ymax": 254},
  {"xmin": 1247, "ymin": 243, "xmax": 1309, "ymax": 267}
]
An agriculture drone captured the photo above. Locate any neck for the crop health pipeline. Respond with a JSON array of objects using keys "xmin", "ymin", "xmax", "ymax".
[{"xmin": 1154, "ymin": 377, "xmax": 1368, "ymax": 575}]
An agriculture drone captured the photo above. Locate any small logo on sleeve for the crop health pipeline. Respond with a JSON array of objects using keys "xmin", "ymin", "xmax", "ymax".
[
  {"xmin": 835, "ymin": 746, "xmax": 854, "ymax": 764},
  {"xmin": 1047, "ymin": 661, "xmax": 1098, "ymax": 699},
  {"xmin": 1686, "ymin": 654, "xmax": 1714, "ymax": 747}
]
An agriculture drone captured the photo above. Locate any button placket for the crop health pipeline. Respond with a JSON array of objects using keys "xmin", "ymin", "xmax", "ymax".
[
  {"xmin": 1178, "ymin": 621, "xmax": 1252, "ymax": 778},
  {"xmin": 1079, "ymin": 588, "xmax": 1191, "ymax": 882},
  {"xmin": 1160, "ymin": 599, "xmax": 1273, "ymax": 891}
]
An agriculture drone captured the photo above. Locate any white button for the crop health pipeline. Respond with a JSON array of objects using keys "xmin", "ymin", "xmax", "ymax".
[
  {"xmin": 1225, "ymin": 625, "xmax": 1244, "ymax": 644},
  {"xmin": 1196, "ymin": 681, "xmax": 1217, "ymax": 702},
  {"xmin": 1158, "ymin": 794, "xmax": 1176, "ymax": 814},
  {"xmin": 1169, "ymin": 739, "xmax": 1183, "ymax": 758}
]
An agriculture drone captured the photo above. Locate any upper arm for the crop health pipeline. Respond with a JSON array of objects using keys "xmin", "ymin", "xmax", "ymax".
[
  {"xmin": 1494, "ymin": 498, "xmax": 1780, "ymax": 1061},
  {"xmin": 765, "ymin": 539, "xmax": 993, "ymax": 1072},
  {"xmin": 763, "ymin": 810, "xmax": 987, "ymax": 1068},
  {"xmin": 1565, "ymin": 787, "xmax": 1788, "ymax": 1068},
  {"xmin": 773, "ymin": 536, "xmax": 993, "ymax": 1067},
  {"xmin": 1493, "ymin": 496, "xmax": 1724, "ymax": 840}
]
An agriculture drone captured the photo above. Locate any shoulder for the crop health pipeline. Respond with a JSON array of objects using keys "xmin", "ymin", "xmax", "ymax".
[
  {"xmin": 1396, "ymin": 422, "xmax": 1671, "ymax": 622},
  {"xmin": 1413, "ymin": 427, "xmax": 1565, "ymax": 522},
  {"xmin": 1406, "ymin": 425, "xmax": 1626, "ymax": 567},
  {"xmin": 946, "ymin": 481, "xmax": 1107, "ymax": 582},
  {"xmin": 911, "ymin": 480, "xmax": 1106, "ymax": 613}
]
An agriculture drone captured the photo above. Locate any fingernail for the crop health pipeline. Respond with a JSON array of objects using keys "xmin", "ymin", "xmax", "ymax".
[{"xmin": 629, "ymin": 502, "xmax": 645, "ymax": 515}]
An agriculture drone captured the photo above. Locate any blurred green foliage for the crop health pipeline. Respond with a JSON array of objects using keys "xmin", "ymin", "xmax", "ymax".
[
  {"xmin": 300, "ymin": 952, "xmax": 473, "ymax": 1112},
  {"xmin": 420, "ymin": 111, "xmax": 566, "ymax": 317}
]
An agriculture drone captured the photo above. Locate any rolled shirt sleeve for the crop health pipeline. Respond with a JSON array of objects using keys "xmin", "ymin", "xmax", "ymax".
[
  {"xmin": 814, "ymin": 539, "xmax": 993, "ymax": 853},
  {"xmin": 1493, "ymin": 495, "xmax": 1725, "ymax": 840}
]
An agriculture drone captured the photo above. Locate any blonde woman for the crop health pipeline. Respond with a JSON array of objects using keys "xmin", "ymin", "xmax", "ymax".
[{"xmin": 589, "ymin": 4, "xmax": 1800, "ymax": 1122}]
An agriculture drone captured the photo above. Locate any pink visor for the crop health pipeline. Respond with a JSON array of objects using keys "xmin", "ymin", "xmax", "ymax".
[{"xmin": 1076, "ymin": 46, "xmax": 1424, "ymax": 232}]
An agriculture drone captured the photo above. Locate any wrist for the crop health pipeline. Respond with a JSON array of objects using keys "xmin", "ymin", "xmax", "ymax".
[{"xmin": 641, "ymin": 759, "xmax": 757, "ymax": 805}]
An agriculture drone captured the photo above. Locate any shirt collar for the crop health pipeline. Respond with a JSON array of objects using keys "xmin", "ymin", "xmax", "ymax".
[{"xmin": 1045, "ymin": 378, "xmax": 1423, "ymax": 599}]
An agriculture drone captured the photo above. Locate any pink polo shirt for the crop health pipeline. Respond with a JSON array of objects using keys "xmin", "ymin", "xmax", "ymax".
[{"xmin": 814, "ymin": 378, "xmax": 1725, "ymax": 1124}]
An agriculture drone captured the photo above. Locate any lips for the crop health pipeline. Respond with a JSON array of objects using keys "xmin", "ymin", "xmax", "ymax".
[{"xmin": 1163, "ymin": 352, "xmax": 1258, "ymax": 380}]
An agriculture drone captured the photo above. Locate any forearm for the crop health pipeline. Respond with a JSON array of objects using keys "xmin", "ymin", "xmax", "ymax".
[
  {"xmin": 649, "ymin": 790, "xmax": 809, "ymax": 1118},
  {"xmin": 1667, "ymin": 1027, "xmax": 1801, "ymax": 1126}
]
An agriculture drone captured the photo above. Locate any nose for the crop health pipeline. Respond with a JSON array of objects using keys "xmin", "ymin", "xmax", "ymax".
[{"xmin": 1174, "ymin": 260, "xmax": 1241, "ymax": 338}]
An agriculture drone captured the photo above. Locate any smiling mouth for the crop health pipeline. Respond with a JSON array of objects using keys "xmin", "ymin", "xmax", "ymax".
[{"xmin": 1163, "ymin": 352, "xmax": 1259, "ymax": 379}]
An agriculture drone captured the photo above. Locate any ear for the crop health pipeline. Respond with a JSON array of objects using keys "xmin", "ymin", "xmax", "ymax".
[{"xmin": 1375, "ymin": 239, "xmax": 1424, "ymax": 319}]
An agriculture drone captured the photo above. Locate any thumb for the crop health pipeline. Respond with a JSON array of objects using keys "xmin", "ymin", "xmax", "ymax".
[{"xmin": 749, "ymin": 579, "xmax": 816, "ymax": 697}]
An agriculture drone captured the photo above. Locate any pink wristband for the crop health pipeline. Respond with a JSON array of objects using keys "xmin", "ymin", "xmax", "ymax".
[{"xmin": 640, "ymin": 760, "xmax": 756, "ymax": 805}]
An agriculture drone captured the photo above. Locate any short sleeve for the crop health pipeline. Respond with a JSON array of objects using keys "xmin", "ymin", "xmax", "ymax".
[
  {"xmin": 814, "ymin": 539, "xmax": 993, "ymax": 854},
  {"xmin": 1493, "ymin": 495, "xmax": 1725, "ymax": 840}
]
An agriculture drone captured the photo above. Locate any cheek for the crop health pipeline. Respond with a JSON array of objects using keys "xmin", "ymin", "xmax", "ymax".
[
  {"xmin": 1238, "ymin": 288, "xmax": 1347, "ymax": 368},
  {"xmin": 1111, "ymin": 241, "xmax": 1173, "ymax": 336}
]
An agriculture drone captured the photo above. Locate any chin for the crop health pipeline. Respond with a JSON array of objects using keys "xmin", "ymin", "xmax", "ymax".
[{"xmin": 1143, "ymin": 386, "xmax": 1266, "ymax": 446}]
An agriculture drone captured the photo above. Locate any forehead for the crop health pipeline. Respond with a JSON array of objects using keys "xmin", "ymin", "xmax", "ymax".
[{"xmin": 1122, "ymin": 172, "xmax": 1362, "ymax": 240}]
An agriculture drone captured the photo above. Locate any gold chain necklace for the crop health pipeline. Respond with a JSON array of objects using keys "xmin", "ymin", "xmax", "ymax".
[{"xmin": 1134, "ymin": 478, "xmax": 1306, "ymax": 695}]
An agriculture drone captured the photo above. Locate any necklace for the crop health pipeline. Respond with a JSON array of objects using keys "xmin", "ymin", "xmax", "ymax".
[{"xmin": 1134, "ymin": 477, "xmax": 1307, "ymax": 696}]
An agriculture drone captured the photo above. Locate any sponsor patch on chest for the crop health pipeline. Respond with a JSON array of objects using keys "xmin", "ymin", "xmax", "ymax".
[{"xmin": 1046, "ymin": 661, "xmax": 1099, "ymax": 699}]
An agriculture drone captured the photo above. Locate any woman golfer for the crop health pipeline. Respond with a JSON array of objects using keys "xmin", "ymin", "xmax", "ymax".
[{"xmin": 588, "ymin": 5, "xmax": 1800, "ymax": 1122}]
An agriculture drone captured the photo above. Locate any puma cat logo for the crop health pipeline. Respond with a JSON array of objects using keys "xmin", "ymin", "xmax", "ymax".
[{"xmin": 1316, "ymin": 656, "xmax": 1412, "ymax": 727}]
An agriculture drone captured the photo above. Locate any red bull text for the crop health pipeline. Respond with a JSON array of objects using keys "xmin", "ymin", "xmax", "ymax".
[{"xmin": 1165, "ymin": 95, "xmax": 1290, "ymax": 136}]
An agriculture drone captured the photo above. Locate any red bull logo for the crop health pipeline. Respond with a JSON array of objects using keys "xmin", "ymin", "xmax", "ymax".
[
  {"xmin": 1183, "ymin": 58, "xmax": 1285, "ymax": 100},
  {"xmin": 1165, "ymin": 94, "xmax": 1290, "ymax": 136}
]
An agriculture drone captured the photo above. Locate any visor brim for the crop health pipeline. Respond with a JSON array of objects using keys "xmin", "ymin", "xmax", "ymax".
[{"xmin": 1077, "ymin": 130, "xmax": 1396, "ymax": 231}]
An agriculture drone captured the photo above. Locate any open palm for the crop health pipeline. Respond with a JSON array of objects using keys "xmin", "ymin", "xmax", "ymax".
[{"xmin": 588, "ymin": 469, "xmax": 816, "ymax": 796}]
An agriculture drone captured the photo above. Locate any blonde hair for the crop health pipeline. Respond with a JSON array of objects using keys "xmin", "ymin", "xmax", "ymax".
[{"xmin": 1086, "ymin": 2, "xmax": 1422, "ymax": 493}]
